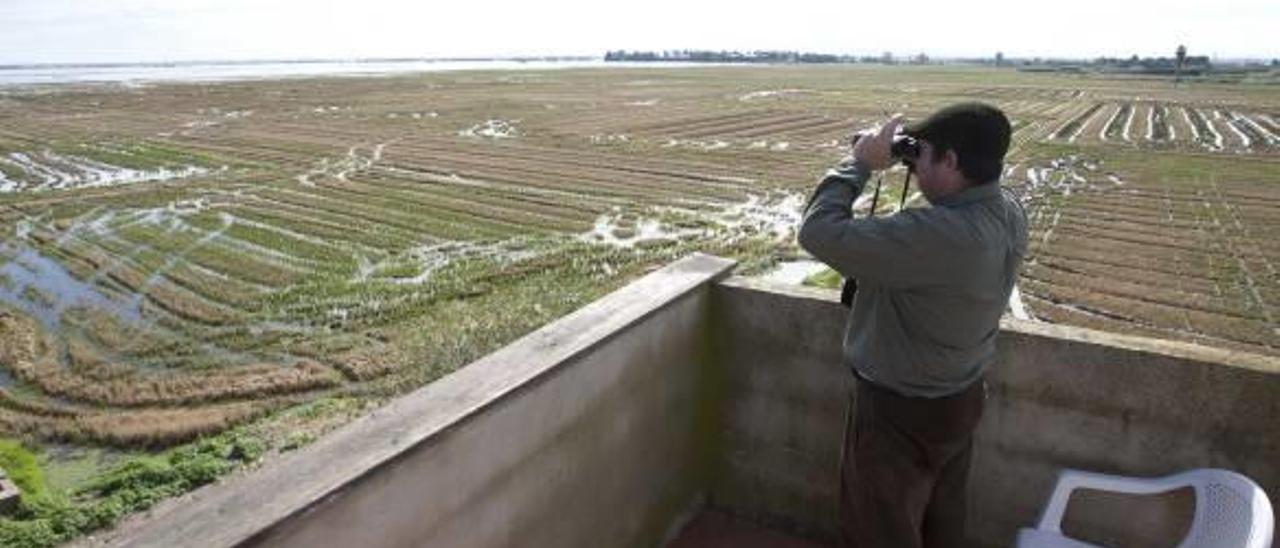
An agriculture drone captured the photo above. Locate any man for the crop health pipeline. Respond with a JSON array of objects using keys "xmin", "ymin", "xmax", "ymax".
[{"xmin": 797, "ymin": 103, "xmax": 1027, "ymax": 548}]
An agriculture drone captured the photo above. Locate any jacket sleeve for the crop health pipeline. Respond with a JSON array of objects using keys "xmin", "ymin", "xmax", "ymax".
[{"xmin": 798, "ymin": 161, "xmax": 954, "ymax": 289}]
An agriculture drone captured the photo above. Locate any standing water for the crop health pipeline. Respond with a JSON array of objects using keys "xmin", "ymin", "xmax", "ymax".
[
  {"xmin": 0, "ymin": 243, "xmax": 143, "ymax": 331},
  {"xmin": 762, "ymin": 260, "xmax": 828, "ymax": 285}
]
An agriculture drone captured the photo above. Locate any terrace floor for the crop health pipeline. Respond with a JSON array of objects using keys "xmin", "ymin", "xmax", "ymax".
[{"xmin": 667, "ymin": 511, "xmax": 834, "ymax": 548}]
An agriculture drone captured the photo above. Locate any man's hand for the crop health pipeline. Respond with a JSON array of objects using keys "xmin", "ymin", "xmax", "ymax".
[{"xmin": 851, "ymin": 115, "xmax": 904, "ymax": 171}]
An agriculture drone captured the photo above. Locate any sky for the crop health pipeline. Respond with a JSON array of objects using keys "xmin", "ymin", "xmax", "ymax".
[{"xmin": 2, "ymin": 0, "xmax": 1277, "ymax": 65}]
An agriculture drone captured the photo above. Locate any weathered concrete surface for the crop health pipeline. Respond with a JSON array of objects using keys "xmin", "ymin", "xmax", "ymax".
[
  {"xmin": 707, "ymin": 277, "xmax": 1279, "ymax": 548},
  {"xmin": 95, "ymin": 253, "xmax": 735, "ymax": 548},
  {"xmin": 667, "ymin": 510, "xmax": 833, "ymax": 548},
  {"xmin": 705, "ymin": 278, "xmax": 850, "ymax": 544}
]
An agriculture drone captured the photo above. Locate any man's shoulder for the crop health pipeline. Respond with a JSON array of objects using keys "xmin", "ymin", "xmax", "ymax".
[{"xmin": 910, "ymin": 195, "xmax": 1023, "ymax": 250}]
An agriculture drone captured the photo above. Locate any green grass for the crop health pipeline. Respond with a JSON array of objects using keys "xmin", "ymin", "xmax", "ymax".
[
  {"xmin": 803, "ymin": 267, "xmax": 842, "ymax": 289},
  {"xmin": 0, "ymin": 435, "xmax": 253, "ymax": 548},
  {"xmin": 37, "ymin": 448, "xmax": 130, "ymax": 497},
  {"xmin": 0, "ymin": 398, "xmax": 366, "ymax": 548},
  {"xmin": 0, "ymin": 440, "xmax": 45, "ymax": 496},
  {"xmin": 54, "ymin": 141, "xmax": 235, "ymax": 172},
  {"xmin": 370, "ymin": 261, "xmax": 422, "ymax": 280},
  {"xmin": 0, "ymin": 160, "xmax": 26, "ymax": 183}
]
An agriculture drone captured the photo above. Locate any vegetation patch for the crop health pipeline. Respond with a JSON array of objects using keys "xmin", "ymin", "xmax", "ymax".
[{"xmin": 0, "ymin": 440, "xmax": 44, "ymax": 496}]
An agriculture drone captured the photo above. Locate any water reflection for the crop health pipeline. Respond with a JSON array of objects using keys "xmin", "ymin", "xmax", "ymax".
[{"xmin": 0, "ymin": 243, "xmax": 143, "ymax": 331}]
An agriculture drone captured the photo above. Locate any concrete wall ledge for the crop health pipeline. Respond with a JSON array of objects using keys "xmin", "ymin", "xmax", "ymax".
[
  {"xmin": 92, "ymin": 253, "xmax": 735, "ymax": 548},
  {"xmin": 723, "ymin": 275, "xmax": 1279, "ymax": 376}
]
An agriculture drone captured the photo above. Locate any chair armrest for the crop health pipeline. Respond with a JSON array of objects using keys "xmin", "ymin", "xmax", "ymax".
[
  {"xmin": 1016, "ymin": 528, "xmax": 1102, "ymax": 548},
  {"xmin": 1035, "ymin": 469, "xmax": 1191, "ymax": 533}
]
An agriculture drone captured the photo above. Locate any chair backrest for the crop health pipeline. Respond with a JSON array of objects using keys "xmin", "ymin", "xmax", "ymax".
[{"xmin": 1182, "ymin": 469, "xmax": 1274, "ymax": 548}]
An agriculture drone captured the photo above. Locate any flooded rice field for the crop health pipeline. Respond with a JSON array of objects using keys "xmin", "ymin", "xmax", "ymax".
[
  {"xmin": 0, "ymin": 66, "xmax": 1276, "ymax": 542},
  {"xmin": 0, "ymin": 66, "xmax": 1275, "ymax": 450},
  {"xmin": 0, "ymin": 243, "xmax": 144, "ymax": 330}
]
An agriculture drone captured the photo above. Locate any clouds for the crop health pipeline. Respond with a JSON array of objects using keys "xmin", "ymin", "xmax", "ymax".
[{"xmin": 1, "ymin": 0, "xmax": 1276, "ymax": 64}]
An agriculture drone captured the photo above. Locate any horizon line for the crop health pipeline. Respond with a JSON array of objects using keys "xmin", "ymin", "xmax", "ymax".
[{"xmin": 4, "ymin": 52, "xmax": 1277, "ymax": 71}]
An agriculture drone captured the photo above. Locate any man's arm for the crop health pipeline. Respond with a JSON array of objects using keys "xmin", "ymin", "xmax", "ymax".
[
  {"xmin": 798, "ymin": 173, "xmax": 945, "ymax": 288},
  {"xmin": 796, "ymin": 158, "xmax": 867, "ymax": 276},
  {"xmin": 798, "ymin": 117, "xmax": 954, "ymax": 289}
]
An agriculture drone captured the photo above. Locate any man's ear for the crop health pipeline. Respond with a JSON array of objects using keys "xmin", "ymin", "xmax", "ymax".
[{"xmin": 943, "ymin": 149, "xmax": 959, "ymax": 170}]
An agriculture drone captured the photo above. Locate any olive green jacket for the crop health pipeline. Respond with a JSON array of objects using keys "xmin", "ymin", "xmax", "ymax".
[{"xmin": 798, "ymin": 160, "xmax": 1027, "ymax": 398}]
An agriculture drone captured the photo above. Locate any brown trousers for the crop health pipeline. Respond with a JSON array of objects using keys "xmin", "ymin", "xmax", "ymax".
[{"xmin": 839, "ymin": 376, "xmax": 986, "ymax": 548}]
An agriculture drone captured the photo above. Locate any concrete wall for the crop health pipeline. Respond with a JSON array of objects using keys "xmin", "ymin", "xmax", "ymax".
[
  {"xmin": 99, "ymin": 256, "xmax": 1278, "ymax": 548},
  {"xmin": 705, "ymin": 279, "xmax": 851, "ymax": 542},
  {"xmin": 707, "ymin": 277, "xmax": 1279, "ymax": 548},
  {"xmin": 98, "ymin": 254, "xmax": 735, "ymax": 548}
]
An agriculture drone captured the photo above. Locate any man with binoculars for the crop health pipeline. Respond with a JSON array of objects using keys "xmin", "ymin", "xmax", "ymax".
[{"xmin": 798, "ymin": 103, "xmax": 1027, "ymax": 548}]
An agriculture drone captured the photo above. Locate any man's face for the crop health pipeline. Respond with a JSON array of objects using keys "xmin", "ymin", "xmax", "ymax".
[
  {"xmin": 910, "ymin": 138, "xmax": 972, "ymax": 203},
  {"xmin": 911, "ymin": 139, "xmax": 947, "ymax": 202}
]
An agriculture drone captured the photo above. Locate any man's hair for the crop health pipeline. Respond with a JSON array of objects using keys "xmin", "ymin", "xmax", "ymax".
[{"xmin": 904, "ymin": 103, "xmax": 1011, "ymax": 185}]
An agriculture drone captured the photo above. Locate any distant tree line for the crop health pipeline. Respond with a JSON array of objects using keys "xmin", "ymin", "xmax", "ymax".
[
  {"xmin": 1089, "ymin": 54, "xmax": 1213, "ymax": 75},
  {"xmin": 604, "ymin": 50, "xmax": 903, "ymax": 65},
  {"xmin": 603, "ymin": 49, "xmax": 1276, "ymax": 74}
]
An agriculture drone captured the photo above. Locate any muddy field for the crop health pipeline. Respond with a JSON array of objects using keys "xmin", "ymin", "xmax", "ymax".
[{"xmin": 0, "ymin": 65, "xmax": 1276, "ymax": 544}]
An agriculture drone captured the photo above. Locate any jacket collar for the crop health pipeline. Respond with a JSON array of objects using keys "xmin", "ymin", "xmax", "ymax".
[{"xmin": 932, "ymin": 181, "xmax": 1001, "ymax": 208}]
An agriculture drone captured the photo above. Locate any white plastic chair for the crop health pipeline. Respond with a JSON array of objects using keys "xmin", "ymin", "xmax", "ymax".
[{"xmin": 1017, "ymin": 468, "xmax": 1274, "ymax": 548}]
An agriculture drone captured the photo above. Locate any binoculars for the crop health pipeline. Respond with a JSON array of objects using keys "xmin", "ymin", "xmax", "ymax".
[
  {"xmin": 890, "ymin": 135, "xmax": 921, "ymax": 164},
  {"xmin": 850, "ymin": 132, "xmax": 921, "ymax": 166}
]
